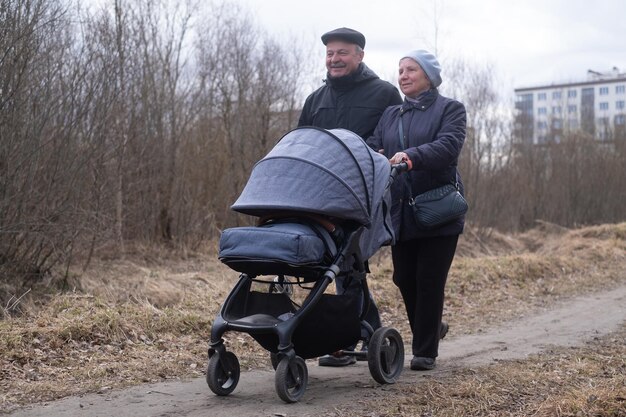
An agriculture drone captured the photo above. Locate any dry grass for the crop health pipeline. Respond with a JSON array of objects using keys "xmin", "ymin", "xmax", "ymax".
[
  {"xmin": 0, "ymin": 245, "xmax": 271, "ymax": 412},
  {"xmin": 326, "ymin": 326, "xmax": 626, "ymax": 417},
  {"xmin": 370, "ymin": 222, "xmax": 626, "ymax": 338},
  {"xmin": 1, "ymin": 222, "xmax": 625, "ymax": 414}
]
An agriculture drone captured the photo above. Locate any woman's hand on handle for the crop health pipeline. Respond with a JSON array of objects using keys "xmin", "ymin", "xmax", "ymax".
[
  {"xmin": 389, "ymin": 152, "xmax": 412, "ymax": 170},
  {"xmin": 388, "ymin": 161, "xmax": 409, "ymax": 187}
]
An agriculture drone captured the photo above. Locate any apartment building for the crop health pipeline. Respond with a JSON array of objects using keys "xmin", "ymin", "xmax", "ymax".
[{"xmin": 514, "ymin": 68, "xmax": 626, "ymax": 144}]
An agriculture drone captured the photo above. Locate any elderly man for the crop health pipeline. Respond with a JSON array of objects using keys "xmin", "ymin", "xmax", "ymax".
[
  {"xmin": 299, "ymin": 27, "xmax": 402, "ymax": 139},
  {"xmin": 298, "ymin": 27, "xmax": 402, "ymax": 367}
]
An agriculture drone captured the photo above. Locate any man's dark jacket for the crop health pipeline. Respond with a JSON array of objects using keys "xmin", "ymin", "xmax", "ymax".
[
  {"xmin": 367, "ymin": 89, "xmax": 467, "ymax": 241},
  {"xmin": 298, "ymin": 63, "xmax": 402, "ymax": 139}
]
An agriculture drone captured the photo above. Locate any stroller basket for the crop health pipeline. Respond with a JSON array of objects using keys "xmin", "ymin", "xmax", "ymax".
[{"xmin": 222, "ymin": 278, "xmax": 360, "ymax": 360}]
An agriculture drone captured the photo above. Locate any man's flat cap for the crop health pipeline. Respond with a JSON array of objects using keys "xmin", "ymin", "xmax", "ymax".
[{"xmin": 321, "ymin": 27, "xmax": 366, "ymax": 49}]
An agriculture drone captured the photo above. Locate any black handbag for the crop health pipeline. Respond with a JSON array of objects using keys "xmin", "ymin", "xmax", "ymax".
[
  {"xmin": 397, "ymin": 115, "xmax": 468, "ymax": 230},
  {"xmin": 409, "ymin": 183, "xmax": 468, "ymax": 229}
]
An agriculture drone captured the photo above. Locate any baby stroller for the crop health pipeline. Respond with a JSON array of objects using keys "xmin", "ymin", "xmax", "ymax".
[{"xmin": 207, "ymin": 127, "xmax": 407, "ymax": 403}]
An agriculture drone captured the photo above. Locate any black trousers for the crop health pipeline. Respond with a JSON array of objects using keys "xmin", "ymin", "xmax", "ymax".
[
  {"xmin": 336, "ymin": 269, "xmax": 382, "ymax": 349},
  {"xmin": 391, "ymin": 235, "xmax": 459, "ymax": 358}
]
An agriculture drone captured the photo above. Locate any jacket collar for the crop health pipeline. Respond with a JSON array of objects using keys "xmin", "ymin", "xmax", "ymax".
[
  {"xmin": 324, "ymin": 63, "xmax": 379, "ymax": 91},
  {"xmin": 400, "ymin": 88, "xmax": 438, "ymax": 114}
]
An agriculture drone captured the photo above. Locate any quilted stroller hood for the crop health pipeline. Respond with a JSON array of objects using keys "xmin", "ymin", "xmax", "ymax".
[{"xmin": 231, "ymin": 127, "xmax": 394, "ymax": 259}]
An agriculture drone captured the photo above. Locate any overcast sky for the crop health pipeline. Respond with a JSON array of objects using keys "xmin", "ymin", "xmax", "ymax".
[{"xmin": 237, "ymin": 0, "xmax": 626, "ymax": 99}]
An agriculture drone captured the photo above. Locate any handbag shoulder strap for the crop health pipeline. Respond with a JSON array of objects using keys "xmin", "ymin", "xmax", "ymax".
[
  {"xmin": 397, "ymin": 115, "xmax": 406, "ymax": 149},
  {"xmin": 397, "ymin": 114, "xmax": 414, "ymax": 199}
]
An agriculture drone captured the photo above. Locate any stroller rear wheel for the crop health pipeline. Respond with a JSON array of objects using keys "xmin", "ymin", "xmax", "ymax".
[
  {"xmin": 274, "ymin": 356, "xmax": 308, "ymax": 403},
  {"xmin": 207, "ymin": 351, "xmax": 240, "ymax": 396},
  {"xmin": 367, "ymin": 327, "xmax": 404, "ymax": 384}
]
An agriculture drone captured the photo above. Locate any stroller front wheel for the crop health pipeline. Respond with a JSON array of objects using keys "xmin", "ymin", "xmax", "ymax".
[
  {"xmin": 207, "ymin": 351, "xmax": 240, "ymax": 396},
  {"xmin": 274, "ymin": 356, "xmax": 308, "ymax": 403},
  {"xmin": 367, "ymin": 327, "xmax": 404, "ymax": 384}
]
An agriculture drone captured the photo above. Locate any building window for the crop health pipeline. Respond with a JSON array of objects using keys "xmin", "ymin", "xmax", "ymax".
[
  {"xmin": 538, "ymin": 107, "xmax": 547, "ymax": 115},
  {"xmin": 516, "ymin": 93, "xmax": 532, "ymax": 106},
  {"xmin": 568, "ymin": 119, "xmax": 579, "ymax": 129},
  {"xmin": 568, "ymin": 105, "xmax": 577, "ymax": 113},
  {"xmin": 516, "ymin": 93, "xmax": 533, "ymax": 115},
  {"xmin": 537, "ymin": 121, "xmax": 548, "ymax": 129},
  {"xmin": 567, "ymin": 90, "xmax": 577, "ymax": 98},
  {"xmin": 616, "ymin": 100, "xmax": 625, "ymax": 110},
  {"xmin": 552, "ymin": 91, "xmax": 561, "ymax": 100},
  {"xmin": 616, "ymin": 115, "xmax": 626, "ymax": 125},
  {"xmin": 616, "ymin": 85, "xmax": 625, "ymax": 94},
  {"xmin": 537, "ymin": 92, "xmax": 547, "ymax": 101},
  {"xmin": 552, "ymin": 119, "xmax": 562, "ymax": 129},
  {"xmin": 552, "ymin": 106, "xmax": 561, "ymax": 114},
  {"xmin": 599, "ymin": 102, "xmax": 609, "ymax": 111},
  {"xmin": 599, "ymin": 87, "xmax": 609, "ymax": 95}
]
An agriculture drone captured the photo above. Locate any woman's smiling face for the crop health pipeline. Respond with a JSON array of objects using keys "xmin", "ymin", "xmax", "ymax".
[{"xmin": 398, "ymin": 58, "xmax": 431, "ymax": 98}]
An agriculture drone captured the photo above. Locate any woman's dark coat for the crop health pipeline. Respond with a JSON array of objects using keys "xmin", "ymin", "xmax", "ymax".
[{"xmin": 367, "ymin": 89, "xmax": 467, "ymax": 241}]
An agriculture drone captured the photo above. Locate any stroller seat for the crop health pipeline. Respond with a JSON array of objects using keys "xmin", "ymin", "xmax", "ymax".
[{"xmin": 218, "ymin": 216, "xmax": 339, "ymax": 281}]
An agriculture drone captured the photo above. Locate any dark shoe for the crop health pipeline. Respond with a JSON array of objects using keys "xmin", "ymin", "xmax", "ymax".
[
  {"xmin": 318, "ymin": 354, "xmax": 357, "ymax": 367},
  {"xmin": 440, "ymin": 321, "xmax": 449, "ymax": 340},
  {"xmin": 410, "ymin": 356, "xmax": 436, "ymax": 371}
]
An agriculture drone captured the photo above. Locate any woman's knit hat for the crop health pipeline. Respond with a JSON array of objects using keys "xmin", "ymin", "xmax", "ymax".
[{"xmin": 401, "ymin": 50, "xmax": 442, "ymax": 88}]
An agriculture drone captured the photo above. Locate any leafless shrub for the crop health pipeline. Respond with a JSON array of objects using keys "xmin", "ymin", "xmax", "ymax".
[
  {"xmin": 1, "ymin": 0, "xmax": 309, "ymax": 296},
  {"xmin": 1, "ymin": 0, "xmax": 92, "ymax": 286},
  {"xmin": 441, "ymin": 58, "xmax": 625, "ymax": 232},
  {"xmin": 1, "ymin": 0, "xmax": 624, "ymax": 299}
]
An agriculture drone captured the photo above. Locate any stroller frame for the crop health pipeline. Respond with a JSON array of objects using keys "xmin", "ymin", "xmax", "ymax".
[
  {"xmin": 207, "ymin": 163, "xmax": 409, "ymax": 403},
  {"xmin": 208, "ymin": 222, "xmax": 404, "ymax": 403}
]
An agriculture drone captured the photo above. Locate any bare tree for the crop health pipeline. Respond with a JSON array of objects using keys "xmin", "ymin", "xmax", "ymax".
[
  {"xmin": 193, "ymin": 1, "xmax": 309, "ymax": 231},
  {"xmin": 439, "ymin": 58, "xmax": 511, "ymax": 229},
  {"xmin": 1, "ymin": 0, "xmax": 87, "ymax": 286},
  {"xmin": 7, "ymin": 0, "xmax": 623, "ymax": 307}
]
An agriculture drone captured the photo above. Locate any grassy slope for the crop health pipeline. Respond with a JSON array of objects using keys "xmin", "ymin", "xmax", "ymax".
[{"xmin": 1, "ymin": 222, "xmax": 625, "ymax": 414}]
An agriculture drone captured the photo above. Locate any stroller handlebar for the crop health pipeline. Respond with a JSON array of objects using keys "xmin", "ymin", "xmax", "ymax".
[{"xmin": 387, "ymin": 162, "xmax": 409, "ymax": 189}]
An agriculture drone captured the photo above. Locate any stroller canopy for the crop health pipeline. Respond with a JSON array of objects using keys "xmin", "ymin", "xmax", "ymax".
[
  {"xmin": 233, "ymin": 127, "xmax": 388, "ymax": 226},
  {"xmin": 232, "ymin": 127, "xmax": 394, "ymax": 259}
]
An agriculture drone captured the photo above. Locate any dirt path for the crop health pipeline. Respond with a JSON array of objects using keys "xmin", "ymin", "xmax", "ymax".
[{"xmin": 9, "ymin": 284, "xmax": 626, "ymax": 417}]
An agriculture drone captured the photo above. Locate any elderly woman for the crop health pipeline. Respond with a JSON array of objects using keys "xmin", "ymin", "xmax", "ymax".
[{"xmin": 366, "ymin": 50, "xmax": 466, "ymax": 371}]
